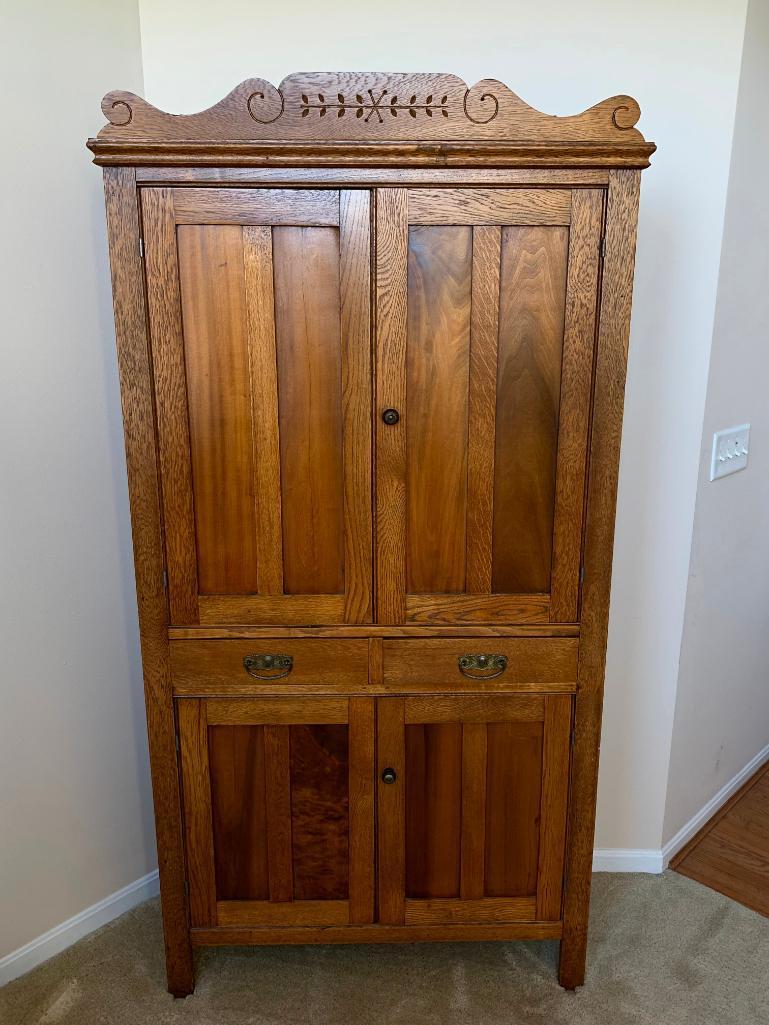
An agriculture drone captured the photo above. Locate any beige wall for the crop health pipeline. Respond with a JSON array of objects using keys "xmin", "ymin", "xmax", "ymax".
[
  {"xmin": 0, "ymin": 1, "xmax": 150, "ymax": 958},
  {"xmin": 663, "ymin": 0, "xmax": 769, "ymax": 844},
  {"xmin": 137, "ymin": 0, "xmax": 749, "ymax": 852}
]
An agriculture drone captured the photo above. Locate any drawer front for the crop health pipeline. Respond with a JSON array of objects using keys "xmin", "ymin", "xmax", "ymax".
[
  {"xmin": 381, "ymin": 638, "xmax": 578, "ymax": 692},
  {"xmin": 170, "ymin": 639, "xmax": 370, "ymax": 695}
]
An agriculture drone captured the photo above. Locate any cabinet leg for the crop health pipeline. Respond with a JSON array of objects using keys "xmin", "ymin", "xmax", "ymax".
[
  {"xmin": 558, "ymin": 932, "xmax": 587, "ymax": 990},
  {"xmin": 165, "ymin": 943, "xmax": 195, "ymax": 997}
]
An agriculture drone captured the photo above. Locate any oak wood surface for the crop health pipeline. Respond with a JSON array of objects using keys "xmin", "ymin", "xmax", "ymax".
[
  {"xmin": 172, "ymin": 187, "xmax": 338, "ymax": 224},
  {"xmin": 404, "ymin": 695, "xmax": 545, "ymax": 724},
  {"xmin": 137, "ymin": 167, "xmax": 611, "ymax": 186},
  {"xmin": 263, "ymin": 725, "xmax": 293, "ymax": 902},
  {"xmin": 558, "ymin": 169, "xmax": 641, "ymax": 990},
  {"xmin": 169, "ymin": 624, "xmax": 581, "ymax": 639},
  {"xmin": 536, "ymin": 696, "xmax": 573, "ymax": 919},
  {"xmin": 348, "ymin": 698, "xmax": 376, "ymax": 923},
  {"xmin": 460, "ymin": 723, "xmax": 487, "ymax": 899},
  {"xmin": 405, "ymin": 594, "xmax": 550, "ymax": 624},
  {"xmin": 177, "ymin": 700, "xmax": 217, "ymax": 926},
  {"xmin": 89, "ymin": 73, "xmax": 655, "ymax": 169},
  {"xmin": 377, "ymin": 698, "xmax": 406, "ymax": 923},
  {"xmin": 217, "ymin": 900, "xmax": 350, "ymax": 927},
  {"xmin": 408, "ymin": 188, "xmax": 571, "ymax": 225},
  {"xmin": 206, "ymin": 698, "xmax": 349, "ymax": 725},
  {"xmin": 102, "ymin": 167, "xmax": 194, "ymax": 994},
  {"xmin": 404, "ymin": 897, "xmax": 537, "ymax": 924},
  {"xmin": 190, "ymin": 921, "xmax": 563, "ymax": 945}
]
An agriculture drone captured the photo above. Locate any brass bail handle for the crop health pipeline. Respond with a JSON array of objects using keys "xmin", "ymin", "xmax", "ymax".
[
  {"xmin": 458, "ymin": 654, "xmax": 509, "ymax": 680},
  {"xmin": 243, "ymin": 654, "xmax": 294, "ymax": 680}
]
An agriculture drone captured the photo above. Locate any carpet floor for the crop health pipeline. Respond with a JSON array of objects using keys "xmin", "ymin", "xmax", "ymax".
[{"xmin": 1, "ymin": 871, "xmax": 767, "ymax": 1025}]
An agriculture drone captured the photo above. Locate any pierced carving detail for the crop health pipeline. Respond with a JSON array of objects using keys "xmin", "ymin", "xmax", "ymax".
[{"xmin": 299, "ymin": 88, "xmax": 449, "ymax": 122}]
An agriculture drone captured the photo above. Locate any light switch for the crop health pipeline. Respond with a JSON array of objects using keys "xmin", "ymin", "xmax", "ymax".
[{"xmin": 710, "ymin": 424, "xmax": 750, "ymax": 480}]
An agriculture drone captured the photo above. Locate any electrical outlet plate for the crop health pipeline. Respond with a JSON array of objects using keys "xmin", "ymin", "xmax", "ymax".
[{"xmin": 710, "ymin": 423, "xmax": 750, "ymax": 481}]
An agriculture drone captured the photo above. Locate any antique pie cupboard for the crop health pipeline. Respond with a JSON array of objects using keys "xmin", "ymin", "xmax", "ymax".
[{"xmin": 87, "ymin": 72, "xmax": 654, "ymax": 995}]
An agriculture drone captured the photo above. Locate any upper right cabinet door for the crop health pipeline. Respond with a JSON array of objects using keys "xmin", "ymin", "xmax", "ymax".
[{"xmin": 376, "ymin": 188, "xmax": 604, "ymax": 626}]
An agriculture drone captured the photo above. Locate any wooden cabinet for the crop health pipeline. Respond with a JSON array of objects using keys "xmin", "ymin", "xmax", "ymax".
[{"xmin": 89, "ymin": 71, "xmax": 653, "ymax": 996}]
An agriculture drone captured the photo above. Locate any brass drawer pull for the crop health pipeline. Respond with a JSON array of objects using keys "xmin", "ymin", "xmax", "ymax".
[
  {"xmin": 458, "ymin": 654, "xmax": 508, "ymax": 680},
  {"xmin": 243, "ymin": 654, "xmax": 294, "ymax": 680}
]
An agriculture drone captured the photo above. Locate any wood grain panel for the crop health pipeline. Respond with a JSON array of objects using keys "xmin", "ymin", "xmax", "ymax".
[
  {"xmin": 485, "ymin": 722, "xmax": 543, "ymax": 897},
  {"xmin": 242, "ymin": 226, "xmax": 283, "ymax": 595},
  {"xmin": 170, "ymin": 638, "xmax": 369, "ymax": 694},
  {"xmin": 191, "ymin": 921, "xmax": 563, "ymax": 946},
  {"xmin": 208, "ymin": 725, "xmax": 269, "ymax": 901},
  {"xmin": 375, "ymin": 190, "xmax": 409, "ymax": 624},
  {"xmin": 141, "ymin": 188, "xmax": 199, "ymax": 623},
  {"xmin": 216, "ymin": 900, "xmax": 349, "ymax": 927},
  {"xmin": 405, "ymin": 724, "xmax": 462, "ymax": 898},
  {"xmin": 339, "ymin": 191, "xmax": 373, "ymax": 623},
  {"xmin": 549, "ymin": 190, "xmax": 603, "ymax": 622},
  {"xmin": 207, "ymin": 698, "xmax": 348, "ymax": 725},
  {"xmin": 536, "ymin": 696, "xmax": 572, "ymax": 920},
  {"xmin": 466, "ymin": 226, "xmax": 501, "ymax": 593},
  {"xmin": 177, "ymin": 223, "xmax": 259, "ymax": 595},
  {"xmin": 492, "ymin": 226, "xmax": 569, "ymax": 594},
  {"xmin": 104, "ymin": 169, "xmax": 193, "ymax": 993},
  {"xmin": 406, "ymin": 594, "xmax": 550, "ymax": 624},
  {"xmin": 559, "ymin": 170, "xmax": 641, "ymax": 991},
  {"xmin": 348, "ymin": 698, "xmax": 375, "ymax": 923},
  {"xmin": 377, "ymin": 697, "xmax": 405, "ymax": 923},
  {"xmin": 290, "ymin": 724, "xmax": 349, "ymax": 900},
  {"xmin": 382, "ymin": 637, "xmax": 578, "ymax": 691},
  {"xmin": 198, "ymin": 594, "xmax": 344, "ymax": 625},
  {"xmin": 460, "ymin": 724, "xmax": 487, "ymax": 899},
  {"xmin": 406, "ymin": 225, "xmax": 472, "ymax": 593},
  {"xmin": 273, "ymin": 226, "xmax": 345, "ymax": 595},
  {"xmin": 139, "ymin": 167, "xmax": 610, "ymax": 186},
  {"xmin": 409, "ymin": 189, "xmax": 571, "ymax": 225},
  {"xmin": 170, "ymin": 624, "xmax": 580, "ymax": 640},
  {"xmin": 177, "ymin": 700, "xmax": 217, "ymax": 925},
  {"xmin": 263, "ymin": 725, "xmax": 293, "ymax": 902},
  {"xmin": 172, "ymin": 188, "xmax": 339, "ymax": 225},
  {"xmin": 405, "ymin": 695, "xmax": 544, "ymax": 724},
  {"xmin": 404, "ymin": 897, "xmax": 536, "ymax": 924}
]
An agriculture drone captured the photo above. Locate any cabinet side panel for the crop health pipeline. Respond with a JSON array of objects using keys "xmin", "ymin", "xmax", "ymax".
[{"xmin": 102, "ymin": 167, "xmax": 193, "ymax": 995}]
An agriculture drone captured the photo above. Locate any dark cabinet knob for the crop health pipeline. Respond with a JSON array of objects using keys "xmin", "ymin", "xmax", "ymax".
[
  {"xmin": 382, "ymin": 408, "xmax": 400, "ymax": 426},
  {"xmin": 381, "ymin": 767, "xmax": 397, "ymax": 784}
]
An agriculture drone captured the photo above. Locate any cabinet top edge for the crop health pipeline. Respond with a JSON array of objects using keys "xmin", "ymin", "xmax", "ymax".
[{"xmin": 86, "ymin": 73, "xmax": 655, "ymax": 168}]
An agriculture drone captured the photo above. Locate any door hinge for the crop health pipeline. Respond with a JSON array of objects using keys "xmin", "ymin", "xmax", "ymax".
[
  {"xmin": 580, "ymin": 564, "xmax": 585, "ymax": 586},
  {"xmin": 138, "ymin": 237, "xmax": 145, "ymax": 259},
  {"xmin": 183, "ymin": 879, "xmax": 189, "ymax": 896},
  {"xmin": 162, "ymin": 569, "xmax": 168, "ymax": 590},
  {"xmin": 174, "ymin": 731, "xmax": 180, "ymax": 753},
  {"xmin": 599, "ymin": 235, "xmax": 606, "ymax": 260}
]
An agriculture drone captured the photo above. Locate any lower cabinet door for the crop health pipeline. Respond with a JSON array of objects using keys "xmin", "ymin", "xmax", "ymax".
[
  {"xmin": 377, "ymin": 694, "xmax": 572, "ymax": 925},
  {"xmin": 177, "ymin": 696, "xmax": 375, "ymax": 929}
]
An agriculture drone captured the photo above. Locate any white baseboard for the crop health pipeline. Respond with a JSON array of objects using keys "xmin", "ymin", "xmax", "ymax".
[
  {"xmin": 661, "ymin": 740, "xmax": 769, "ymax": 867},
  {"xmin": 592, "ymin": 848, "xmax": 665, "ymax": 873},
  {"xmin": 0, "ymin": 869, "xmax": 159, "ymax": 988}
]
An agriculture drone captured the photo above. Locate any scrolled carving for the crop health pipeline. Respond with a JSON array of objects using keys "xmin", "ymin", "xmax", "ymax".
[
  {"xmin": 611, "ymin": 98, "xmax": 641, "ymax": 131},
  {"xmin": 462, "ymin": 86, "xmax": 499, "ymax": 124},
  {"xmin": 103, "ymin": 96, "xmax": 133, "ymax": 127},
  {"xmin": 247, "ymin": 86, "xmax": 285, "ymax": 124}
]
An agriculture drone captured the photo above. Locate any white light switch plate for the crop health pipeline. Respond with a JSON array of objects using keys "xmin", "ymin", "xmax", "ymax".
[{"xmin": 710, "ymin": 423, "xmax": 750, "ymax": 480}]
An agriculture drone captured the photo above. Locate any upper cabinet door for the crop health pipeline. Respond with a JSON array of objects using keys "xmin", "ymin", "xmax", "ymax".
[
  {"xmin": 375, "ymin": 188, "xmax": 603, "ymax": 626},
  {"xmin": 141, "ymin": 188, "xmax": 372, "ymax": 626}
]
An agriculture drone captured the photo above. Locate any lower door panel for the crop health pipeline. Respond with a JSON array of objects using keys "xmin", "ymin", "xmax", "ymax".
[{"xmin": 377, "ymin": 694, "xmax": 572, "ymax": 925}]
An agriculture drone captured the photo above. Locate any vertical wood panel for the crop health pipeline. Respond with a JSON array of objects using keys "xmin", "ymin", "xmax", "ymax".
[
  {"xmin": 485, "ymin": 722, "xmax": 543, "ymax": 897},
  {"xmin": 460, "ymin": 723, "xmax": 487, "ymax": 899},
  {"xmin": 141, "ymin": 188, "xmax": 199, "ymax": 622},
  {"xmin": 263, "ymin": 725, "xmax": 293, "ymax": 902},
  {"xmin": 273, "ymin": 227, "xmax": 345, "ymax": 595},
  {"xmin": 492, "ymin": 226, "xmax": 569, "ymax": 594},
  {"xmin": 375, "ymin": 190, "xmax": 408, "ymax": 624},
  {"xmin": 549, "ymin": 190, "xmax": 604, "ymax": 622},
  {"xmin": 340, "ymin": 191, "xmax": 373, "ymax": 623},
  {"xmin": 377, "ymin": 697, "xmax": 405, "ymax": 922},
  {"xmin": 560, "ymin": 170, "xmax": 641, "ymax": 990},
  {"xmin": 208, "ymin": 725, "xmax": 269, "ymax": 901},
  {"xmin": 405, "ymin": 724, "xmax": 463, "ymax": 898},
  {"xmin": 243, "ymin": 225, "xmax": 284, "ymax": 596},
  {"xmin": 177, "ymin": 700, "xmax": 217, "ymax": 926},
  {"xmin": 537, "ymin": 696, "xmax": 572, "ymax": 920},
  {"xmin": 104, "ymin": 169, "xmax": 193, "ymax": 993},
  {"xmin": 177, "ymin": 223, "xmax": 259, "ymax": 595},
  {"xmin": 290, "ymin": 724, "xmax": 350, "ymax": 900},
  {"xmin": 466, "ymin": 226, "xmax": 501, "ymax": 594},
  {"xmin": 406, "ymin": 226, "xmax": 472, "ymax": 594},
  {"xmin": 349, "ymin": 697, "xmax": 375, "ymax": 923}
]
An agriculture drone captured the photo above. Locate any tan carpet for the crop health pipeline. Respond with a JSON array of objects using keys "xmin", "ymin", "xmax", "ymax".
[{"xmin": 1, "ymin": 871, "xmax": 767, "ymax": 1024}]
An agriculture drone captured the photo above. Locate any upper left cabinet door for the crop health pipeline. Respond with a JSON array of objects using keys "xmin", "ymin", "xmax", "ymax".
[{"xmin": 141, "ymin": 188, "xmax": 372, "ymax": 626}]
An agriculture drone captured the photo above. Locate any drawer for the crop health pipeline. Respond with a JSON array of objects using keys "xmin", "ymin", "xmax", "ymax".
[
  {"xmin": 170, "ymin": 638, "xmax": 370, "ymax": 695},
  {"xmin": 381, "ymin": 637, "xmax": 578, "ymax": 692}
]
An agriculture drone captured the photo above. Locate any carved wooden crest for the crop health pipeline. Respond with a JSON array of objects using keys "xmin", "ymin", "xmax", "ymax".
[{"xmin": 87, "ymin": 73, "xmax": 655, "ymax": 167}]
